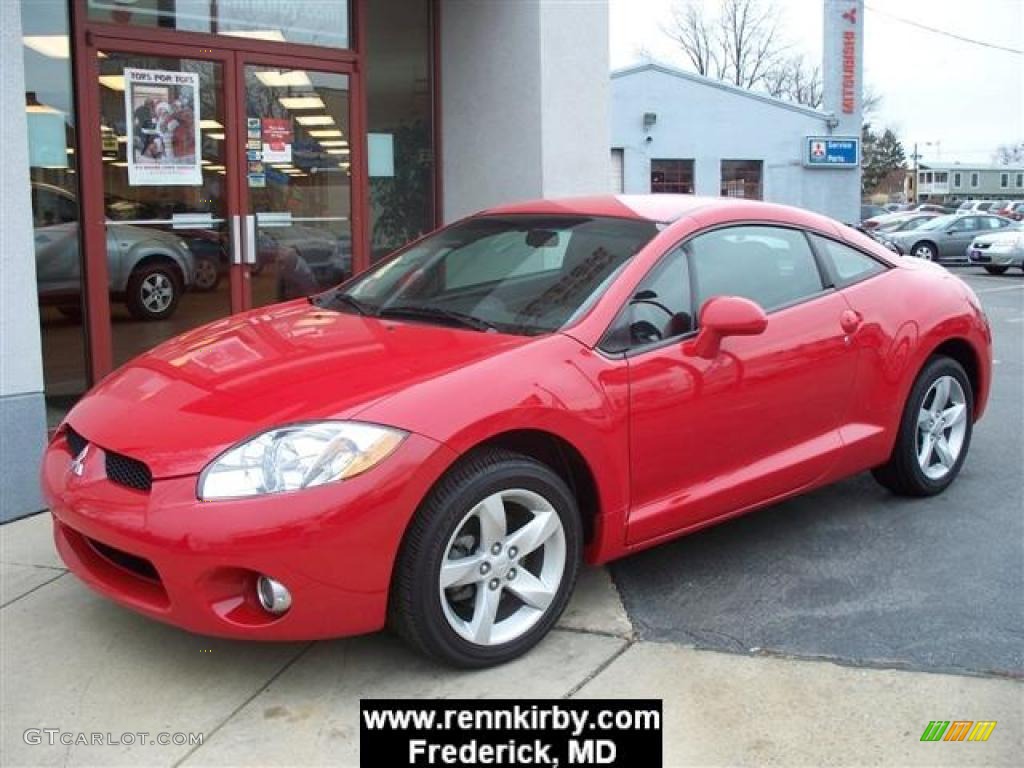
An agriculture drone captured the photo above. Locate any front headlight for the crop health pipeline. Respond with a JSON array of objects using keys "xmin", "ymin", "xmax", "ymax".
[{"xmin": 199, "ymin": 421, "xmax": 407, "ymax": 500}]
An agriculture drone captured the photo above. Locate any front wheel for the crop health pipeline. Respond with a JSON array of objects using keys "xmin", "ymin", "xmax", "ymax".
[
  {"xmin": 983, "ymin": 265, "xmax": 1008, "ymax": 275},
  {"xmin": 390, "ymin": 449, "xmax": 582, "ymax": 668},
  {"xmin": 872, "ymin": 356, "xmax": 973, "ymax": 497},
  {"xmin": 126, "ymin": 263, "xmax": 181, "ymax": 320},
  {"xmin": 912, "ymin": 242, "xmax": 938, "ymax": 261}
]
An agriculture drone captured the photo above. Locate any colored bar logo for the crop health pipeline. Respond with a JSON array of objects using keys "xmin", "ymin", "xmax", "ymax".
[{"xmin": 920, "ymin": 721, "xmax": 997, "ymax": 742}]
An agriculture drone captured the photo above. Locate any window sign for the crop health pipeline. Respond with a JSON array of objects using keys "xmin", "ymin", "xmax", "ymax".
[
  {"xmin": 261, "ymin": 118, "xmax": 293, "ymax": 163},
  {"xmin": 125, "ymin": 68, "xmax": 201, "ymax": 185},
  {"xmin": 27, "ymin": 110, "xmax": 68, "ymax": 168},
  {"xmin": 368, "ymin": 132, "xmax": 395, "ymax": 177}
]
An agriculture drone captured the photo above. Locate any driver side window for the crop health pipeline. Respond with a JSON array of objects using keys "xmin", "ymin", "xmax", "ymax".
[{"xmin": 602, "ymin": 246, "xmax": 693, "ymax": 353}]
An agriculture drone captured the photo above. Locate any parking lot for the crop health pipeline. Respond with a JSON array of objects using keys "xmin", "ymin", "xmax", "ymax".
[
  {"xmin": 612, "ymin": 268, "xmax": 1024, "ymax": 678},
  {"xmin": 1, "ymin": 268, "xmax": 1021, "ymax": 767}
]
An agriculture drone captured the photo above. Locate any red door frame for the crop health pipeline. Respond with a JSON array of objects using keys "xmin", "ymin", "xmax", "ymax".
[{"xmin": 70, "ymin": 0, "xmax": 371, "ymax": 384}]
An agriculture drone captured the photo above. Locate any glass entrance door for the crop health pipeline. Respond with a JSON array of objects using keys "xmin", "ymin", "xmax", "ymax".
[
  {"xmin": 241, "ymin": 64, "xmax": 354, "ymax": 308},
  {"xmin": 95, "ymin": 48, "xmax": 238, "ymax": 368}
]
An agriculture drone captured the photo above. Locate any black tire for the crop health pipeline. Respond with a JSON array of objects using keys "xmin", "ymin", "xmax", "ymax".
[
  {"xmin": 390, "ymin": 448, "xmax": 582, "ymax": 668},
  {"xmin": 983, "ymin": 265, "xmax": 1008, "ymax": 275},
  {"xmin": 911, "ymin": 241, "xmax": 938, "ymax": 261},
  {"xmin": 192, "ymin": 255, "xmax": 221, "ymax": 292},
  {"xmin": 872, "ymin": 356, "xmax": 974, "ymax": 497},
  {"xmin": 125, "ymin": 262, "xmax": 181, "ymax": 321}
]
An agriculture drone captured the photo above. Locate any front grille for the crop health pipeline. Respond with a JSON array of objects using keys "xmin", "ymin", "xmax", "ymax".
[
  {"xmin": 105, "ymin": 451, "xmax": 153, "ymax": 491},
  {"xmin": 65, "ymin": 426, "xmax": 87, "ymax": 456},
  {"xmin": 87, "ymin": 536, "xmax": 160, "ymax": 581}
]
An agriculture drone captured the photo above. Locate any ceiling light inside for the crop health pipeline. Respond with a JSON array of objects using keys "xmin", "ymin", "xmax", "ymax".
[
  {"xmin": 296, "ymin": 115, "xmax": 335, "ymax": 126},
  {"xmin": 254, "ymin": 70, "xmax": 312, "ymax": 89},
  {"xmin": 278, "ymin": 96, "xmax": 325, "ymax": 110}
]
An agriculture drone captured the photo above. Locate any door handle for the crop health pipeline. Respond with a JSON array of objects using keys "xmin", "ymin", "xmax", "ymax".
[
  {"xmin": 840, "ymin": 309, "xmax": 862, "ymax": 334},
  {"xmin": 230, "ymin": 215, "xmax": 242, "ymax": 265},
  {"xmin": 244, "ymin": 214, "xmax": 256, "ymax": 265}
]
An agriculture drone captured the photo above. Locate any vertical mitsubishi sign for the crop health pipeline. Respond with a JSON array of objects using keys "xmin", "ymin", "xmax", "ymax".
[{"xmin": 822, "ymin": 0, "xmax": 864, "ymax": 222}]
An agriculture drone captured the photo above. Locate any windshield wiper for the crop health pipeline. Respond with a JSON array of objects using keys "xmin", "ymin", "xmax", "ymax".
[
  {"xmin": 311, "ymin": 291, "xmax": 373, "ymax": 316},
  {"xmin": 378, "ymin": 304, "xmax": 498, "ymax": 332}
]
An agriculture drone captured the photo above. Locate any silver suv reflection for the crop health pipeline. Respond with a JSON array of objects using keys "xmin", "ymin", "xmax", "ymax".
[{"xmin": 33, "ymin": 182, "xmax": 194, "ymax": 320}]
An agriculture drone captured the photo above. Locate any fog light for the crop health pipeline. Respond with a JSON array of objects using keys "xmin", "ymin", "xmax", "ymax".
[{"xmin": 256, "ymin": 576, "xmax": 292, "ymax": 615}]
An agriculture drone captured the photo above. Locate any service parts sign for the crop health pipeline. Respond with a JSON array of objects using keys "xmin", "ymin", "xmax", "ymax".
[
  {"xmin": 804, "ymin": 136, "xmax": 860, "ymax": 168},
  {"xmin": 124, "ymin": 68, "xmax": 202, "ymax": 186}
]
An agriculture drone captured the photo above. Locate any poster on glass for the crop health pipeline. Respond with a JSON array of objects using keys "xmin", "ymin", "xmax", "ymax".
[{"xmin": 125, "ymin": 68, "xmax": 201, "ymax": 186}]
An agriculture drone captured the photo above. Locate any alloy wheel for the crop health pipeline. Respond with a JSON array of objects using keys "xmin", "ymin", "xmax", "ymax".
[
  {"xmin": 194, "ymin": 258, "xmax": 219, "ymax": 290},
  {"xmin": 914, "ymin": 244, "xmax": 936, "ymax": 261},
  {"xmin": 916, "ymin": 375, "xmax": 968, "ymax": 480},
  {"xmin": 439, "ymin": 488, "xmax": 566, "ymax": 646},
  {"xmin": 141, "ymin": 273, "xmax": 175, "ymax": 313}
]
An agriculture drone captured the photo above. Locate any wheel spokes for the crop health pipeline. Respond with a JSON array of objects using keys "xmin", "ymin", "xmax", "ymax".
[
  {"xmin": 918, "ymin": 432, "xmax": 936, "ymax": 467},
  {"xmin": 505, "ymin": 509, "xmax": 561, "ymax": 559},
  {"xmin": 931, "ymin": 377, "xmax": 951, "ymax": 413},
  {"xmin": 440, "ymin": 554, "xmax": 485, "ymax": 589},
  {"xmin": 934, "ymin": 436, "xmax": 955, "ymax": 468},
  {"xmin": 467, "ymin": 581, "xmax": 501, "ymax": 644},
  {"xmin": 506, "ymin": 569, "xmax": 555, "ymax": 611},
  {"xmin": 941, "ymin": 402, "xmax": 966, "ymax": 428},
  {"xmin": 474, "ymin": 493, "xmax": 507, "ymax": 551}
]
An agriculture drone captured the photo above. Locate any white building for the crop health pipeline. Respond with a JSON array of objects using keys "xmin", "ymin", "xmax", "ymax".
[{"xmin": 611, "ymin": 0, "xmax": 864, "ymax": 224}]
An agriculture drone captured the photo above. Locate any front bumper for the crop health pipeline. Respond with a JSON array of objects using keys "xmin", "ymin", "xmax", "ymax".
[
  {"xmin": 42, "ymin": 428, "xmax": 456, "ymax": 640},
  {"xmin": 968, "ymin": 247, "xmax": 1022, "ymax": 267}
]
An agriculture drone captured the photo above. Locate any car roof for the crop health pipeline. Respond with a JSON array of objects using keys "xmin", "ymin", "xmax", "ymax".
[{"xmin": 481, "ymin": 194, "xmax": 840, "ymax": 227}]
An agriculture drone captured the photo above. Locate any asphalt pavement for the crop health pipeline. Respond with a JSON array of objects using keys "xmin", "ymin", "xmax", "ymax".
[{"xmin": 611, "ymin": 268, "xmax": 1024, "ymax": 679}]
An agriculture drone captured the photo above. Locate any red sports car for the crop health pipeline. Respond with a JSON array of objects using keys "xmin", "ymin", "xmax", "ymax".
[{"xmin": 42, "ymin": 195, "xmax": 992, "ymax": 667}]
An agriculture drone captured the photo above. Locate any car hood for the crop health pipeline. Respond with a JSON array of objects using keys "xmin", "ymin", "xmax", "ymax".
[
  {"xmin": 65, "ymin": 300, "xmax": 531, "ymax": 478},
  {"xmin": 971, "ymin": 229, "xmax": 1021, "ymax": 246},
  {"xmin": 109, "ymin": 222, "xmax": 188, "ymax": 249}
]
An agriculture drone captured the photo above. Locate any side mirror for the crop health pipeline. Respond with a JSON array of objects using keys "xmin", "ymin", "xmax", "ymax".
[{"xmin": 685, "ymin": 296, "xmax": 767, "ymax": 359}]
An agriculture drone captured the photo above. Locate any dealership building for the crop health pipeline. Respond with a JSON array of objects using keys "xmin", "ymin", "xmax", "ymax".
[{"xmin": 0, "ymin": 0, "xmax": 610, "ymax": 520}]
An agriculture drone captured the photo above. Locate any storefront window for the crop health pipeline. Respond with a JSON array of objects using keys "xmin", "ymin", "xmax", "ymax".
[
  {"xmin": 366, "ymin": 0, "xmax": 436, "ymax": 261},
  {"xmin": 87, "ymin": 0, "xmax": 349, "ymax": 50},
  {"xmin": 720, "ymin": 160, "xmax": 763, "ymax": 200},
  {"xmin": 651, "ymin": 159, "xmax": 694, "ymax": 194},
  {"xmin": 22, "ymin": 0, "xmax": 87, "ymax": 424}
]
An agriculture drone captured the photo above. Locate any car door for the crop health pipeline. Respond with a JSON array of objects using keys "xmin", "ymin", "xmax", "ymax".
[
  {"xmin": 32, "ymin": 186, "xmax": 82, "ymax": 297},
  {"xmin": 943, "ymin": 216, "xmax": 981, "ymax": 258},
  {"xmin": 622, "ymin": 225, "xmax": 860, "ymax": 545}
]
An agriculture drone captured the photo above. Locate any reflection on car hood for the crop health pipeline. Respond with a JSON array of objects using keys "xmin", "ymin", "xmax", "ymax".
[
  {"xmin": 971, "ymin": 229, "xmax": 1022, "ymax": 246},
  {"xmin": 65, "ymin": 301, "xmax": 530, "ymax": 477}
]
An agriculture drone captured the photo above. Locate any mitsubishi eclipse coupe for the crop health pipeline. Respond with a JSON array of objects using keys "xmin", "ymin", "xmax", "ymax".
[{"xmin": 42, "ymin": 195, "xmax": 992, "ymax": 667}]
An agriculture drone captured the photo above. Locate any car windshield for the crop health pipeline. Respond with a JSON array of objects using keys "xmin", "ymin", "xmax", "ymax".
[{"xmin": 316, "ymin": 215, "xmax": 660, "ymax": 335}]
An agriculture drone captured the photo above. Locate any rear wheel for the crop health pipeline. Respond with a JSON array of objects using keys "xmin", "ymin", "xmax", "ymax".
[
  {"xmin": 192, "ymin": 254, "xmax": 221, "ymax": 291},
  {"xmin": 390, "ymin": 449, "xmax": 581, "ymax": 668},
  {"xmin": 126, "ymin": 262, "xmax": 181, "ymax": 321},
  {"xmin": 872, "ymin": 356, "xmax": 973, "ymax": 497},
  {"xmin": 983, "ymin": 265, "xmax": 1008, "ymax": 275}
]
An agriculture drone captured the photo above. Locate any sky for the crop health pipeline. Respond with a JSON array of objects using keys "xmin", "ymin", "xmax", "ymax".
[{"xmin": 609, "ymin": 0, "xmax": 1024, "ymax": 164}]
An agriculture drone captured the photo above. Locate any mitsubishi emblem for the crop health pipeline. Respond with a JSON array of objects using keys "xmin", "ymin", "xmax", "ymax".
[{"xmin": 69, "ymin": 444, "xmax": 90, "ymax": 477}]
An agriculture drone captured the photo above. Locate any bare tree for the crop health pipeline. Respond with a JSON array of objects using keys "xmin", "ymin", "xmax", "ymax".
[
  {"xmin": 993, "ymin": 142, "xmax": 1024, "ymax": 165},
  {"xmin": 661, "ymin": 2, "xmax": 724, "ymax": 79},
  {"xmin": 762, "ymin": 54, "xmax": 823, "ymax": 108},
  {"xmin": 663, "ymin": 0, "xmax": 787, "ymax": 90}
]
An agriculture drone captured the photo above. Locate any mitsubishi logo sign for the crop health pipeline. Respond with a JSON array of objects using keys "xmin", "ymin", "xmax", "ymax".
[
  {"xmin": 842, "ymin": 6, "xmax": 858, "ymax": 24},
  {"xmin": 69, "ymin": 444, "xmax": 90, "ymax": 477}
]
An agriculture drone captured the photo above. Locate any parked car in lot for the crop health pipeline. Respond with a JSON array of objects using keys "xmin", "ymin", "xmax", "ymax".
[
  {"xmin": 914, "ymin": 203, "xmax": 955, "ymax": 214},
  {"xmin": 861, "ymin": 211, "xmax": 939, "ymax": 233},
  {"xmin": 860, "ymin": 203, "xmax": 887, "ymax": 222},
  {"xmin": 881, "ymin": 213, "xmax": 1013, "ymax": 262},
  {"xmin": 991, "ymin": 201, "xmax": 1024, "ymax": 220},
  {"xmin": 957, "ymin": 200, "xmax": 996, "ymax": 213},
  {"xmin": 33, "ymin": 183, "xmax": 195, "ymax": 320},
  {"xmin": 968, "ymin": 222, "xmax": 1024, "ymax": 274},
  {"xmin": 44, "ymin": 195, "xmax": 992, "ymax": 667}
]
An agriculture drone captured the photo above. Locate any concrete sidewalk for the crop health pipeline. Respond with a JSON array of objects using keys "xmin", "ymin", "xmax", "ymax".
[{"xmin": 2, "ymin": 512, "xmax": 1020, "ymax": 767}]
